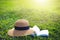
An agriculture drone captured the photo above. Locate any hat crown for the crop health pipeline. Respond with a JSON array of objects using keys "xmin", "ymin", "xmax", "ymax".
[{"xmin": 14, "ymin": 19, "xmax": 29, "ymax": 27}]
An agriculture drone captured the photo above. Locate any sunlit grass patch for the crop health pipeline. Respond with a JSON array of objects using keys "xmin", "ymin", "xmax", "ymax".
[{"xmin": 0, "ymin": 8, "xmax": 60, "ymax": 40}]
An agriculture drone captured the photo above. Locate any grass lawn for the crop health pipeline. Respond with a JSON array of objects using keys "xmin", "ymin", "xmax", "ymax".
[
  {"xmin": 0, "ymin": 0, "xmax": 60, "ymax": 40},
  {"xmin": 0, "ymin": 9, "xmax": 60, "ymax": 40}
]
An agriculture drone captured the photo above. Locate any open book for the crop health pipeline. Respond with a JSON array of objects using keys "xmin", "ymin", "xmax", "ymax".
[{"xmin": 32, "ymin": 25, "xmax": 49, "ymax": 37}]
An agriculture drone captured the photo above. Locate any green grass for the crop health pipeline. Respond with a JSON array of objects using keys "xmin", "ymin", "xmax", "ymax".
[
  {"xmin": 0, "ymin": 9, "xmax": 60, "ymax": 40},
  {"xmin": 0, "ymin": 0, "xmax": 60, "ymax": 40}
]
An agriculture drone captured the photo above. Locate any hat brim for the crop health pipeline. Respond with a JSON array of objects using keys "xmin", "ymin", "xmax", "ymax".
[{"xmin": 7, "ymin": 28, "xmax": 34, "ymax": 37}]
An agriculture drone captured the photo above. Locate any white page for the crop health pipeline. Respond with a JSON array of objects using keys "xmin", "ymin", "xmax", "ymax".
[
  {"xmin": 39, "ymin": 30, "xmax": 49, "ymax": 36},
  {"xmin": 32, "ymin": 25, "xmax": 41, "ymax": 36}
]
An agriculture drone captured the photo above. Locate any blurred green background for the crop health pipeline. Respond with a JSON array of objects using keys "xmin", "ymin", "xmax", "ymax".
[{"xmin": 0, "ymin": 0, "xmax": 60, "ymax": 40}]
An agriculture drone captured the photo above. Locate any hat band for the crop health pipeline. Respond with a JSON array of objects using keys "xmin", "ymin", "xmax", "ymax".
[{"xmin": 15, "ymin": 26, "xmax": 29, "ymax": 30}]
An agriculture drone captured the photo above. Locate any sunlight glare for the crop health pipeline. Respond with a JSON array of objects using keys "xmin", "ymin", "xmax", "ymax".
[{"xmin": 34, "ymin": 0, "xmax": 49, "ymax": 6}]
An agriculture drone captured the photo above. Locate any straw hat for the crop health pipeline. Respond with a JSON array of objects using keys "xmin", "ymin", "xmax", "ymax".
[{"xmin": 7, "ymin": 19, "xmax": 34, "ymax": 37}]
